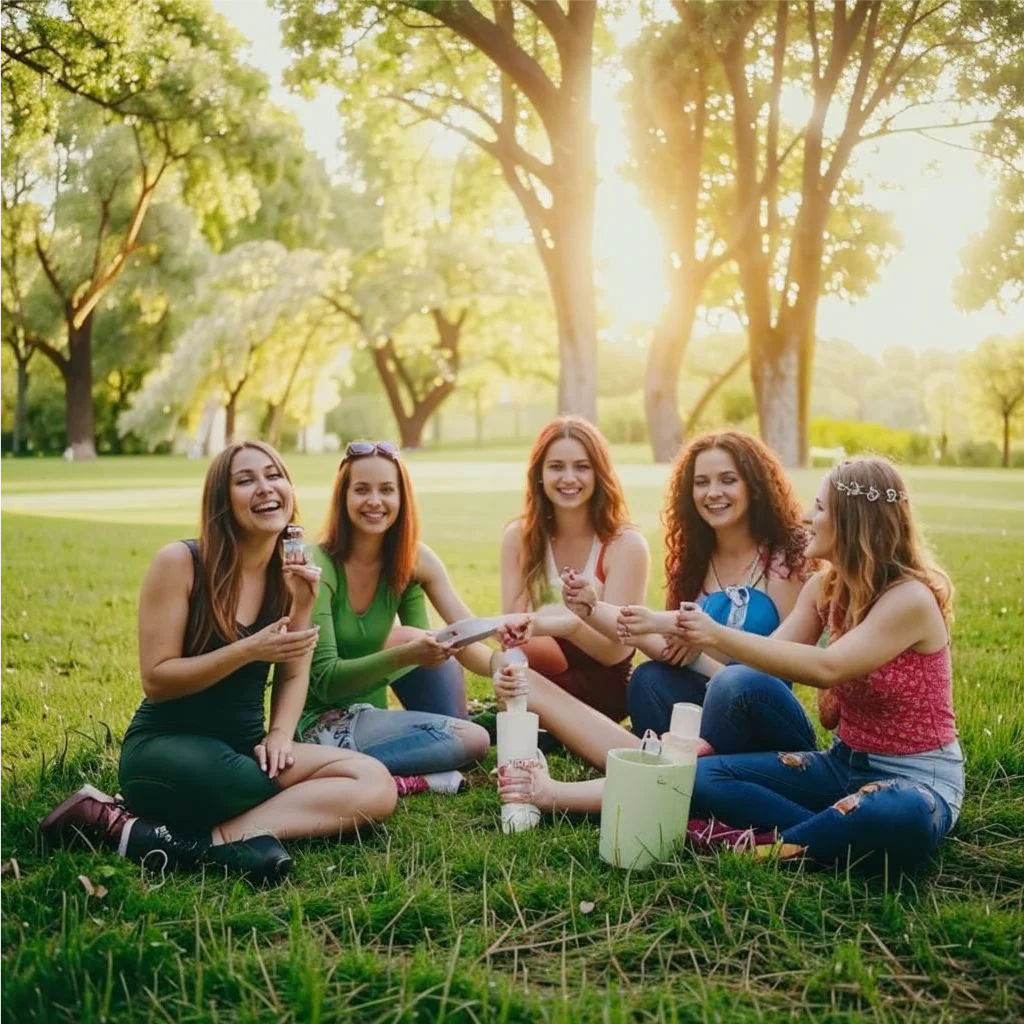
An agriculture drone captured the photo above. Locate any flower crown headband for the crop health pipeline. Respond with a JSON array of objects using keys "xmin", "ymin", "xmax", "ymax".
[{"xmin": 833, "ymin": 479, "xmax": 908, "ymax": 503}]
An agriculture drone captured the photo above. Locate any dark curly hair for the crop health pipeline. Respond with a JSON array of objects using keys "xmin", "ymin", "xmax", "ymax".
[{"xmin": 664, "ymin": 431, "xmax": 809, "ymax": 608}]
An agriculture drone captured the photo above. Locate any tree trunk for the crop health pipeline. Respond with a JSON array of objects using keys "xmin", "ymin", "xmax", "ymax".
[
  {"xmin": 267, "ymin": 403, "xmax": 286, "ymax": 449},
  {"xmin": 474, "ymin": 391, "xmax": 484, "ymax": 445},
  {"xmin": 1003, "ymin": 412, "xmax": 1010, "ymax": 468},
  {"xmin": 549, "ymin": 175, "xmax": 598, "ymax": 422},
  {"xmin": 751, "ymin": 278, "xmax": 819, "ymax": 468},
  {"xmin": 224, "ymin": 392, "xmax": 239, "ymax": 446},
  {"xmin": 63, "ymin": 315, "xmax": 97, "ymax": 460},
  {"xmin": 644, "ymin": 281, "xmax": 699, "ymax": 462},
  {"xmin": 371, "ymin": 335, "xmax": 458, "ymax": 450},
  {"xmin": 14, "ymin": 353, "xmax": 30, "ymax": 456},
  {"xmin": 683, "ymin": 351, "xmax": 750, "ymax": 438}
]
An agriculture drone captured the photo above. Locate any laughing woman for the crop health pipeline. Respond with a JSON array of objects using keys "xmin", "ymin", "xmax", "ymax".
[
  {"xmin": 40, "ymin": 442, "xmax": 397, "ymax": 882},
  {"xmin": 300, "ymin": 442, "xmax": 493, "ymax": 788},
  {"xmin": 499, "ymin": 416, "xmax": 650, "ymax": 724}
]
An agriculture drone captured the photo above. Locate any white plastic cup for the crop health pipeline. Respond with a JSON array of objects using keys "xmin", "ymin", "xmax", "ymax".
[
  {"xmin": 660, "ymin": 732, "xmax": 699, "ymax": 766},
  {"xmin": 669, "ymin": 702, "xmax": 703, "ymax": 739},
  {"xmin": 501, "ymin": 649, "xmax": 529, "ymax": 713}
]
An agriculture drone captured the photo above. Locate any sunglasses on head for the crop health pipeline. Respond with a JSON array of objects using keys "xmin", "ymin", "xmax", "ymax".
[{"xmin": 341, "ymin": 441, "xmax": 400, "ymax": 465}]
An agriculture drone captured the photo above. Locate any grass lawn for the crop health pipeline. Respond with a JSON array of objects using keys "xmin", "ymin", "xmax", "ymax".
[{"xmin": 2, "ymin": 452, "xmax": 1023, "ymax": 1023}]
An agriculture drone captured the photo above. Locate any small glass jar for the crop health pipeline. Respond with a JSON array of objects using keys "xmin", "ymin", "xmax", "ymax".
[{"xmin": 282, "ymin": 524, "xmax": 306, "ymax": 563}]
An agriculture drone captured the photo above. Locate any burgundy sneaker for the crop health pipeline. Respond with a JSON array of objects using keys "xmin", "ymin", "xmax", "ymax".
[
  {"xmin": 686, "ymin": 817, "xmax": 778, "ymax": 852},
  {"xmin": 39, "ymin": 785, "xmax": 135, "ymax": 850}
]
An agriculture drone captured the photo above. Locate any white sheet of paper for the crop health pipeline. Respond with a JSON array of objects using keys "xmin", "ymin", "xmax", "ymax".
[{"xmin": 432, "ymin": 615, "xmax": 508, "ymax": 649}]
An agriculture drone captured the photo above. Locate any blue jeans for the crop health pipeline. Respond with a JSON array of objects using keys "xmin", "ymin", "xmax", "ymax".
[
  {"xmin": 629, "ymin": 663, "xmax": 816, "ymax": 754},
  {"xmin": 692, "ymin": 739, "xmax": 958, "ymax": 869},
  {"xmin": 303, "ymin": 662, "xmax": 479, "ymax": 775}
]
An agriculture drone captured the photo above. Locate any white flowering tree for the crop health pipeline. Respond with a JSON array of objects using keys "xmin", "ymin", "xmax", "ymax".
[{"xmin": 121, "ymin": 241, "xmax": 343, "ymax": 447}]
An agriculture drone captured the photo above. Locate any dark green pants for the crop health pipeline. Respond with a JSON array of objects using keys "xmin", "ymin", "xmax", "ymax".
[{"xmin": 119, "ymin": 731, "xmax": 278, "ymax": 832}]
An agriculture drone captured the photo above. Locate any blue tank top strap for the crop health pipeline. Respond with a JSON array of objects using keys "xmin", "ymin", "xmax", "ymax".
[{"xmin": 698, "ymin": 586, "xmax": 781, "ymax": 637}]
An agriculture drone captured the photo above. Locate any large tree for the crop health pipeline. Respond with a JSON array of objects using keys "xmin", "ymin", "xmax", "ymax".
[
  {"xmin": 276, "ymin": 0, "xmax": 608, "ymax": 421},
  {"xmin": 122, "ymin": 242, "xmax": 339, "ymax": 448},
  {"xmin": 2, "ymin": 0, "xmax": 275, "ymax": 457},
  {"xmin": 321, "ymin": 125, "xmax": 554, "ymax": 448},
  {"xmin": 683, "ymin": 0, "xmax": 1020, "ymax": 465}
]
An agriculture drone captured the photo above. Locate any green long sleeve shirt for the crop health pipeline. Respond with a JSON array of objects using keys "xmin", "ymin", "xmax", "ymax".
[{"xmin": 297, "ymin": 545, "xmax": 430, "ymax": 737}]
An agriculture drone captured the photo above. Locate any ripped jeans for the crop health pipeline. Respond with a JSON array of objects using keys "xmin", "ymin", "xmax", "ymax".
[
  {"xmin": 692, "ymin": 738, "xmax": 963, "ymax": 869},
  {"xmin": 303, "ymin": 704, "xmax": 475, "ymax": 776}
]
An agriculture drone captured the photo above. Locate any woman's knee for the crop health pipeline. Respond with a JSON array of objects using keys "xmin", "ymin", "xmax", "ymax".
[
  {"xmin": 454, "ymin": 720, "xmax": 491, "ymax": 764},
  {"xmin": 704, "ymin": 664, "xmax": 775, "ymax": 712},
  {"xmin": 346, "ymin": 754, "xmax": 398, "ymax": 820},
  {"xmin": 521, "ymin": 637, "xmax": 569, "ymax": 677}
]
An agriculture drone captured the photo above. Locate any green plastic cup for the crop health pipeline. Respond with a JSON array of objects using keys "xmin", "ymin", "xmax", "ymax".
[{"xmin": 599, "ymin": 747, "xmax": 694, "ymax": 870}]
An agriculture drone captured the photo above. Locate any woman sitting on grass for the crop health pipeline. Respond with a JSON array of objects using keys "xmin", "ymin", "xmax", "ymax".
[
  {"xmin": 494, "ymin": 431, "xmax": 816, "ymax": 766},
  {"xmin": 501, "ymin": 458, "xmax": 964, "ymax": 870},
  {"xmin": 498, "ymin": 416, "xmax": 650, "ymax": 723},
  {"xmin": 40, "ymin": 441, "xmax": 397, "ymax": 882},
  {"xmin": 299, "ymin": 441, "xmax": 500, "ymax": 794},
  {"xmin": 569, "ymin": 430, "xmax": 815, "ymax": 754}
]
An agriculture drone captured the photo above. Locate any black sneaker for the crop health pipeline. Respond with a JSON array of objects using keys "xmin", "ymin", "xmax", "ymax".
[
  {"xmin": 208, "ymin": 834, "xmax": 292, "ymax": 885},
  {"xmin": 124, "ymin": 820, "xmax": 211, "ymax": 870}
]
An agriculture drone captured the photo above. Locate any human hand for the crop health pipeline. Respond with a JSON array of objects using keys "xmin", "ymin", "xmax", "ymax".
[
  {"xmin": 492, "ymin": 661, "xmax": 529, "ymax": 708},
  {"xmin": 495, "ymin": 613, "xmax": 533, "ymax": 650},
  {"xmin": 560, "ymin": 569, "xmax": 598, "ymax": 619},
  {"xmin": 403, "ymin": 632, "xmax": 456, "ymax": 668},
  {"xmin": 245, "ymin": 617, "xmax": 320, "ymax": 663},
  {"xmin": 660, "ymin": 635, "xmax": 695, "ymax": 666},
  {"xmin": 497, "ymin": 759, "xmax": 555, "ymax": 812},
  {"xmin": 254, "ymin": 727, "xmax": 294, "ymax": 780},
  {"xmin": 616, "ymin": 605, "xmax": 676, "ymax": 640},
  {"xmin": 283, "ymin": 562, "xmax": 321, "ymax": 612},
  {"xmin": 675, "ymin": 602, "xmax": 723, "ymax": 648}
]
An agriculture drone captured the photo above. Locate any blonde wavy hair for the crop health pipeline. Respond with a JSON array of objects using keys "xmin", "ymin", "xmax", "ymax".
[{"xmin": 818, "ymin": 457, "xmax": 953, "ymax": 636}]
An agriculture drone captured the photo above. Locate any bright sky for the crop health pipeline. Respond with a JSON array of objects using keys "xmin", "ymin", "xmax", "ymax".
[{"xmin": 213, "ymin": 0, "xmax": 1022, "ymax": 356}]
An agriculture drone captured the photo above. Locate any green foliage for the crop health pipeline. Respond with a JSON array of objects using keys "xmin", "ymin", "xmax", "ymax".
[
  {"xmin": 809, "ymin": 417, "xmax": 934, "ymax": 464},
  {"xmin": 2, "ymin": 454, "xmax": 1023, "ymax": 1021}
]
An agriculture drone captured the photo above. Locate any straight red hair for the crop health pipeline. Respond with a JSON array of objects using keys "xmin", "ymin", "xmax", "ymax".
[
  {"xmin": 517, "ymin": 416, "xmax": 631, "ymax": 608},
  {"xmin": 320, "ymin": 452, "xmax": 419, "ymax": 596}
]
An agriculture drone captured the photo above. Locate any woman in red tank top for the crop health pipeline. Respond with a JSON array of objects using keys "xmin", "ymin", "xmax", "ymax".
[{"xmin": 498, "ymin": 416, "xmax": 650, "ymax": 725}]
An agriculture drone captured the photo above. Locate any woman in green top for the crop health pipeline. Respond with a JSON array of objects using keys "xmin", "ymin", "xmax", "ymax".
[{"xmin": 301, "ymin": 442, "xmax": 501, "ymax": 782}]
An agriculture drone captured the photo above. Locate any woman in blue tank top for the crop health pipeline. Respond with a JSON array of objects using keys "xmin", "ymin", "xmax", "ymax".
[{"xmin": 560, "ymin": 431, "xmax": 819, "ymax": 757}]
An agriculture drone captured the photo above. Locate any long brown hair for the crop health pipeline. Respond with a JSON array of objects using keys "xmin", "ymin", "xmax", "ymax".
[
  {"xmin": 818, "ymin": 457, "xmax": 953, "ymax": 635},
  {"xmin": 664, "ymin": 431, "xmax": 808, "ymax": 608},
  {"xmin": 192, "ymin": 440, "xmax": 295, "ymax": 653},
  {"xmin": 320, "ymin": 450, "xmax": 419, "ymax": 595},
  {"xmin": 518, "ymin": 416, "xmax": 631, "ymax": 608}
]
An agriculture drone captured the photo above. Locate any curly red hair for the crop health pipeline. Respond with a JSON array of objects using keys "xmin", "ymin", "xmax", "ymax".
[{"xmin": 664, "ymin": 431, "xmax": 809, "ymax": 608}]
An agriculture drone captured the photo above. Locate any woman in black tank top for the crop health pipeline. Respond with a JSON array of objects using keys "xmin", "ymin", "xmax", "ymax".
[{"xmin": 40, "ymin": 442, "xmax": 397, "ymax": 883}]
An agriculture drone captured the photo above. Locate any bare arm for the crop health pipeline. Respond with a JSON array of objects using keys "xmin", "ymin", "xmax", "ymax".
[
  {"xmin": 677, "ymin": 578, "xmax": 945, "ymax": 690},
  {"xmin": 500, "ymin": 521, "xmax": 531, "ymax": 614},
  {"xmin": 566, "ymin": 530, "xmax": 650, "ymax": 665},
  {"xmin": 139, "ymin": 544, "xmax": 259, "ymax": 702}
]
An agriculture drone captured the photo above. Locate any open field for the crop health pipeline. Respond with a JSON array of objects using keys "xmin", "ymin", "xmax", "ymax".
[{"xmin": 2, "ymin": 454, "xmax": 1023, "ymax": 1022}]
